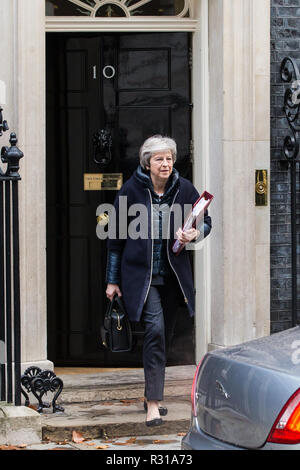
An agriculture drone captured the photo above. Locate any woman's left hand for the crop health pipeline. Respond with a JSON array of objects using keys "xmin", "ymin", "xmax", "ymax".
[{"xmin": 176, "ymin": 227, "xmax": 199, "ymax": 245}]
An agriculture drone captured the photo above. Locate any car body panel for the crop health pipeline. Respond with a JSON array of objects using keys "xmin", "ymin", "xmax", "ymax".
[
  {"xmin": 196, "ymin": 355, "xmax": 299, "ymax": 448},
  {"xmin": 184, "ymin": 326, "xmax": 300, "ymax": 450},
  {"xmin": 211, "ymin": 326, "xmax": 300, "ymax": 377},
  {"xmin": 182, "ymin": 419, "xmax": 300, "ymax": 450}
]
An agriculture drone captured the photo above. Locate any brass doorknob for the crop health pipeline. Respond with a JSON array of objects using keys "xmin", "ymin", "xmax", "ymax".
[
  {"xmin": 97, "ymin": 213, "xmax": 109, "ymax": 226},
  {"xmin": 256, "ymin": 181, "xmax": 267, "ymax": 195}
]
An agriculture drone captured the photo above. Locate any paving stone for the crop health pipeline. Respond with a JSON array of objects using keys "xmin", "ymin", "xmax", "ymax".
[
  {"xmin": 74, "ymin": 434, "xmax": 182, "ymax": 451},
  {"xmin": 25, "ymin": 442, "xmax": 76, "ymax": 451},
  {"xmin": 25, "ymin": 433, "xmax": 183, "ymax": 451}
]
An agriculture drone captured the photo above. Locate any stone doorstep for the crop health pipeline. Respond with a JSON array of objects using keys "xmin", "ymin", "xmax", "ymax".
[
  {"xmin": 60, "ymin": 380, "xmax": 193, "ymax": 403},
  {"xmin": 41, "ymin": 399, "xmax": 192, "ymax": 441},
  {"xmin": 58, "ymin": 365, "xmax": 197, "ymax": 389},
  {"xmin": 55, "ymin": 365, "xmax": 196, "ymax": 404},
  {"xmin": 42, "ymin": 419, "xmax": 190, "ymax": 442},
  {"xmin": 0, "ymin": 405, "xmax": 42, "ymax": 446},
  {"xmin": 26, "ymin": 366, "xmax": 195, "ymax": 442}
]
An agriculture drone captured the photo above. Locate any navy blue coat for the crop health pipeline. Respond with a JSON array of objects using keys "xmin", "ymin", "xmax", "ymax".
[{"xmin": 106, "ymin": 167, "xmax": 212, "ymax": 322}]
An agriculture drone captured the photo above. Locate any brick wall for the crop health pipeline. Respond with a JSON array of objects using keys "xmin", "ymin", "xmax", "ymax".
[{"xmin": 271, "ymin": 0, "xmax": 300, "ymax": 332}]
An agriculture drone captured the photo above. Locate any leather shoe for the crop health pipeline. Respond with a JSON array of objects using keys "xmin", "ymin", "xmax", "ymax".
[
  {"xmin": 146, "ymin": 418, "xmax": 163, "ymax": 427},
  {"xmin": 144, "ymin": 400, "xmax": 168, "ymax": 416}
]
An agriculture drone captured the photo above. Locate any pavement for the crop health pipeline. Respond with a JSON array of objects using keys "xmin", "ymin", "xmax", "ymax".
[
  {"xmin": 22, "ymin": 365, "xmax": 196, "ymax": 449},
  {"xmin": 22, "ymin": 433, "xmax": 184, "ymax": 451}
]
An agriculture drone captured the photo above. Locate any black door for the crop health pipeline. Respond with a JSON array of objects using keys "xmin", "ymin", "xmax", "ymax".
[{"xmin": 46, "ymin": 32, "xmax": 194, "ymax": 366}]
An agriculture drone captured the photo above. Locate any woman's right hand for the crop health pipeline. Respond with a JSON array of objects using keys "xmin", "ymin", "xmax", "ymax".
[{"xmin": 106, "ymin": 283, "xmax": 122, "ymax": 302}]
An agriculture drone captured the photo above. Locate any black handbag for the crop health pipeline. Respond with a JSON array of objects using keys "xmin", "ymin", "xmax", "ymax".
[{"xmin": 101, "ymin": 294, "xmax": 132, "ymax": 352}]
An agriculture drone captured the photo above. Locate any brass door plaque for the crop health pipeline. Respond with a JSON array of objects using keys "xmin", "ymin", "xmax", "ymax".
[
  {"xmin": 255, "ymin": 170, "xmax": 268, "ymax": 206},
  {"xmin": 84, "ymin": 173, "xmax": 123, "ymax": 191}
]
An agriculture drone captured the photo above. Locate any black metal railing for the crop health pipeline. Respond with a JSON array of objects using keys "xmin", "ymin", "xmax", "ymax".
[
  {"xmin": 280, "ymin": 57, "xmax": 300, "ymax": 327},
  {"xmin": 0, "ymin": 106, "xmax": 23, "ymax": 405}
]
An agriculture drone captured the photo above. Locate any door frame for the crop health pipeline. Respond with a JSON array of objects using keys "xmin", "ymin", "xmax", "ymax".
[
  {"xmin": 14, "ymin": 0, "xmax": 271, "ymax": 372},
  {"xmin": 45, "ymin": 17, "xmax": 199, "ymax": 32},
  {"xmin": 44, "ymin": 1, "xmax": 211, "ymax": 363}
]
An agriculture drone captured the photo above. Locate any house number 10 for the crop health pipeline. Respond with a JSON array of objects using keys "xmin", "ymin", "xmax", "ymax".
[{"xmin": 103, "ymin": 65, "xmax": 116, "ymax": 79}]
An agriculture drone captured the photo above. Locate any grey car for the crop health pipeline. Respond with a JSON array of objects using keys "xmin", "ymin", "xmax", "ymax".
[{"xmin": 182, "ymin": 326, "xmax": 300, "ymax": 450}]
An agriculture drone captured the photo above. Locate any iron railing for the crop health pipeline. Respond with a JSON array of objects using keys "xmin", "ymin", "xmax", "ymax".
[
  {"xmin": 280, "ymin": 57, "xmax": 300, "ymax": 327},
  {"xmin": 0, "ymin": 106, "xmax": 23, "ymax": 405}
]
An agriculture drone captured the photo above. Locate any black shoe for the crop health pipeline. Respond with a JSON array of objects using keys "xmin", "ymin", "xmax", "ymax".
[
  {"xmin": 146, "ymin": 418, "xmax": 163, "ymax": 427},
  {"xmin": 144, "ymin": 400, "xmax": 168, "ymax": 416}
]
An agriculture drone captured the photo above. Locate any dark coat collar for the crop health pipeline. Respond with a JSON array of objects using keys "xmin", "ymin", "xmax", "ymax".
[{"xmin": 134, "ymin": 164, "xmax": 179, "ymax": 202}]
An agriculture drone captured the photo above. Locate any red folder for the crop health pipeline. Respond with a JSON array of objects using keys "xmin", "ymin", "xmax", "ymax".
[{"xmin": 172, "ymin": 191, "xmax": 214, "ymax": 255}]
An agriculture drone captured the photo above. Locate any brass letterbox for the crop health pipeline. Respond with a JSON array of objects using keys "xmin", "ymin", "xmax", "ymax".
[{"xmin": 84, "ymin": 173, "xmax": 123, "ymax": 191}]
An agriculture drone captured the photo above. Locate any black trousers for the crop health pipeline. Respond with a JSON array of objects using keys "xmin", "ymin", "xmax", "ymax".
[{"xmin": 141, "ymin": 275, "xmax": 180, "ymax": 401}]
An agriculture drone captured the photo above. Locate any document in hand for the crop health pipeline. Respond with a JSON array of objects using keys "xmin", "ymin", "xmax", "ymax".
[{"xmin": 172, "ymin": 191, "xmax": 214, "ymax": 255}]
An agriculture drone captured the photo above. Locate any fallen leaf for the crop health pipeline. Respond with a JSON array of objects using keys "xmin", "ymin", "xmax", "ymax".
[
  {"xmin": 152, "ymin": 440, "xmax": 176, "ymax": 444},
  {"xmin": 119, "ymin": 399, "xmax": 138, "ymax": 406},
  {"xmin": 95, "ymin": 445, "xmax": 109, "ymax": 449},
  {"xmin": 177, "ymin": 432, "xmax": 186, "ymax": 436},
  {"xmin": 72, "ymin": 430, "xmax": 85, "ymax": 443},
  {"xmin": 133, "ymin": 438, "xmax": 158, "ymax": 447},
  {"xmin": 49, "ymin": 447, "xmax": 73, "ymax": 451},
  {"xmin": 125, "ymin": 437, "xmax": 137, "ymax": 444},
  {"xmin": 28, "ymin": 404, "xmax": 38, "ymax": 411},
  {"xmin": 86, "ymin": 442, "xmax": 96, "ymax": 446},
  {"xmin": 114, "ymin": 442, "xmax": 128, "ymax": 446},
  {"xmin": 18, "ymin": 444, "xmax": 27, "ymax": 449}
]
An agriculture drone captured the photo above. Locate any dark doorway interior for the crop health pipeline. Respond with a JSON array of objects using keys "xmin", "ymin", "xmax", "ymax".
[{"xmin": 46, "ymin": 32, "xmax": 194, "ymax": 366}]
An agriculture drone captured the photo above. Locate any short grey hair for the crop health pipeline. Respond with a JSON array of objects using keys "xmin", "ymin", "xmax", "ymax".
[{"xmin": 139, "ymin": 135, "xmax": 177, "ymax": 170}]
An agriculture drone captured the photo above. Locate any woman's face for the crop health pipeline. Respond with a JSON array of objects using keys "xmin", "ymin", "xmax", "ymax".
[{"xmin": 147, "ymin": 150, "xmax": 174, "ymax": 182}]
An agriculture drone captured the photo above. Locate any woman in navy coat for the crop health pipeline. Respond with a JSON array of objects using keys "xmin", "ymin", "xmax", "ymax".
[{"xmin": 105, "ymin": 135, "xmax": 212, "ymax": 427}]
